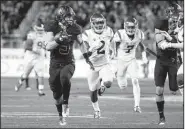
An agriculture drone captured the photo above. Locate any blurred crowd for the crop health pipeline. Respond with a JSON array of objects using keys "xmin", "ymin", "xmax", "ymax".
[
  {"xmin": 1, "ymin": 1, "xmax": 33, "ymax": 35},
  {"xmin": 1, "ymin": 1, "xmax": 184, "ymax": 42}
]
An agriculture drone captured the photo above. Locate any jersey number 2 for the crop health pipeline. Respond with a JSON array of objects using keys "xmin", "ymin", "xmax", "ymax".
[{"xmin": 97, "ymin": 41, "xmax": 105, "ymax": 54}]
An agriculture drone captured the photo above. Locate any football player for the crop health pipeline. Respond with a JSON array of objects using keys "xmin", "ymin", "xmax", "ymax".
[
  {"xmin": 44, "ymin": 6, "xmax": 93, "ymax": 126},
  {"xmin": 15, "ymin": 19, "xmax": 47, "ymax": 96},
  {"xmin": 113, "ymin": 17, "xmax": 149, "ymax": 113},
  {"xmin": 81, "ymin": 13, "xmax": 115, "ymax": 119},
  {"xmin": 154, "ymin": 3, "xmax": 183, "ymax": 125}
]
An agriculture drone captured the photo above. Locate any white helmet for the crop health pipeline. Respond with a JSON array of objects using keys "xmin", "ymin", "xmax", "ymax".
[
  {"xmin": 124, "ymin": 17, "xmax": 138, "ymax": 36},
  {"xmin": 90, "ymin": 13, "xmax": 106, "ymax": 34}
]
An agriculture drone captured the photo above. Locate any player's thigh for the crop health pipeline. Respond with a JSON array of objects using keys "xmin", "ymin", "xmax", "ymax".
[
  {"xmin": 128, "ymin": 59, "xmax": 139, "ymax": 79},
  {"xmin": 49, "ymin": 64, "xmax": 62, "ymax": 92},
  {"xmin": 168, "ymin": 65, "xmax": 178, "ymax": 91},
  {"xmin": 34, "ymin": 59, "xmax": 45, "ymax": 77},
  {"xmin": 59, "ymin": 63, "xmax": 75, "ymax": 81},
  {"xmin": 99, "ymin": 64, "xmax": 114, "ymax": 83},
  {"xmin": 87, "ymin": 69, "xmax": 99, "ymax": 91},
  {"xmin": 154, "ymin": 60, "xmax": 168, "ymax": 87},
  {"xmin": 116, "ymin": 59, "xmax": 129, "ymax": 77},
  {"xmin": 116, "ymin": 60, "xmax": 128, "ymax": 87},
  {"xmin": 23, "ymin": 60, "xmax": 34, "ymax": 77}
]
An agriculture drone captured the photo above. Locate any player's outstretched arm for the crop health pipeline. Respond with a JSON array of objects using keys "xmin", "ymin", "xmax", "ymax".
[{"xmin": 76, "ymin": 34, "xmax": 95, "ymax": 70}]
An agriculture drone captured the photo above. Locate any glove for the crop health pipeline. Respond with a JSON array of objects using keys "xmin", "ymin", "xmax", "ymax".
[
  {"xmin": 159, "ymin": 42, "xmax": 172, "ymax": 50},
  {"xmin": 83, "ymin": 52, "xmax": 94, "ymax": 70},
  {"xmin": 142, "ymin": 52, "xmax": 149, "ymax": 64},
  {"xmin": 160, "ymin": 31, "xmax": 173, "ymax": 41}
]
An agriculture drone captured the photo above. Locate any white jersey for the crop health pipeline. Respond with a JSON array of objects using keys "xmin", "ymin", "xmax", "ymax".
[
  {"xmin": 113, "ymin": 29, "xmax": 145, "ymax": 61},
  {"xmin": 26, "ymin": 31, "xmax": 49, "ymax": 59},
  {"xmin": 82, "ymin": 26, "xmax": 114, "ymax": 67}
]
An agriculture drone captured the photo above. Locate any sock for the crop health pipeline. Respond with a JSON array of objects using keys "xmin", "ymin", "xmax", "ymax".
[
  {"xmin": 38, "ymin": 85, "xmax": 44, "ymax": 90},
  {"xmin": 25, "ymin": 78, "xmax": 29, "ymax": 88},
  {"xmin": 156, "ymin": 101, "xmax": 165, "ymax": 118},
  {"xmin": 36, "ymin": 78, "xmax": 39, "ymax": 90},
  {"xmin": 133, "ymin": 83, "xmax": 140, "ymax": 107},
  {"xmin": 55, "ymin": 104, "xmax": 62, "ymax": 116},
  {"xmin": 92, "ymin": 101, "xmax": 100, "ymax": 111}
]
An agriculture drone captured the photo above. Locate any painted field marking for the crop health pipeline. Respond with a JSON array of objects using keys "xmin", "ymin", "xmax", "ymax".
[{"xmin": 1, "ymin": 112, "xmax": 107, "ymax": 119}]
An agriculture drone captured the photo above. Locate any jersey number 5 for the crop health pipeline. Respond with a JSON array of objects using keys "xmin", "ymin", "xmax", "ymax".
[
  {"xmin": 126, "ymin": 45, "xmax": 134, "ymax": 53},
  {"xmin": 97, "ymin": 40, "xmax": 105, "ymax": 54}
]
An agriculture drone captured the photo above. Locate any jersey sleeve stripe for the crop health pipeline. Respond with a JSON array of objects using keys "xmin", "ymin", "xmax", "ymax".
[
  {"xmin": 117, "ymin": 30, "xmax": 122, "ymax": 41},
  {"xmin": 83, "ymin": 31, "xmax": 88, "ymax": 37}
]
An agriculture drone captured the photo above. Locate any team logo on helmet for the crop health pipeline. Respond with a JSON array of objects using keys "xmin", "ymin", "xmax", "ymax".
[
  {"xmin": 124, "ymin": 17, "xmax": 138, "ymax": 36},
  {"xmin": 90, "ymin": 13, "xmax": 106, "ymax": 34}
]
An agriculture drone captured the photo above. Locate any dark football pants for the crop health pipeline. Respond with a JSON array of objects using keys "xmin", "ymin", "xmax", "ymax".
[
  {"xmin": 49, "ymin": 62, "xmax": 75, "ymax": 104},
  {"xmin": 154, "ymin": 59, "xmax": 178, "ymax": 91}
]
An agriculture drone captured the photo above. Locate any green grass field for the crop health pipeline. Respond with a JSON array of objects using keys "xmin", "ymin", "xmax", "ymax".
[{"xmin": 1, "ymin": 77, "xmax": 183, "ymax": 128}]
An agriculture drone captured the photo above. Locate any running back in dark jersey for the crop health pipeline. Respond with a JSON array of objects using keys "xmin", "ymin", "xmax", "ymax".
[
  {"xmin": 44, "ymin": 20, "xmax": 82, "ymax": 64},
  {"xmin": 155, "ymin": 19, "xmax": 178, "ymax": 64}
]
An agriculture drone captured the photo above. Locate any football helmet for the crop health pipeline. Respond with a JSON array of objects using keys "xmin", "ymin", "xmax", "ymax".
[
  {"xmin": 166, "ymin": 3, "xmax": 183, "ymax": 19},
  {"xmin": 90, "ymin": 13, "xmax": 106, "ymax": 34},
  {"xmin": 124, "ymin": 17, "xmax": 138, "ymax": 36},
  {"xmin": 56, "ymin": 5, "xmax": 76, "ymax": 26},
  {"xmin": 166, "ymin": 4, "xmax": 183, "ymax": 30},
  {"xmin": 33, "ymin": 18, "xmax": 45, "ymax": 35}
]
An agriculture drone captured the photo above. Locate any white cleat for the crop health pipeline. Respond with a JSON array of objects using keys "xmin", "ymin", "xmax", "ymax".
[
  {"xmin": 62, "ymin": 104, "xmax": 69, "ymax": 117},
  {"xmin": 15, "ymin": 82, "xmax": 22, "ymax": 92},
  {"xmin": 59, "ymin": 116, "xmax": 67, "ymax": 126},
  {"xmin": 94, "ymin": 111, "xmax": 101, "ymax": 119},
  {"xmin": 26, "ymin": 87, "xmax": 31, "ymax": 90},
  {"xmin": 134, "ymin": 106, "xmax": 142, "ymax": 113}
]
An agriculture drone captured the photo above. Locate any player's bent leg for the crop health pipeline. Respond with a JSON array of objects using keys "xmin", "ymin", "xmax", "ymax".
[
  {"xmin": 131, "ymin": 78, "xmax": 141, "ymax": 113},
  {"xmin": 34, "ymin": 67, "xmax": 45, "ymax": 96},
  {"xmin": 156, "ymin": 86, "xmax": 165, "ymax": 125},
  {"xmin": 90, "ymin": 89, "xmax": 101, "ymax": 119},
  {"xmin": 60, "ymin": 64, "xmax": 75, "ymax": 117},
  {"xmin": 15, "ymin": 64, "xmax": 33, "ymax": 92}
]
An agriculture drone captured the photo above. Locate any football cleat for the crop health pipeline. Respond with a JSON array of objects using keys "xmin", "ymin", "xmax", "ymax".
[
  {"xmin": 62, "ymin": 104, "xmax": 69, "ymax": 117},
  {"xmin": 38, "ymin": 90, "xmax": 45, "ymax": 96},
  {"xmin": 26, "ymin": 87, "xmax": 31, "ymax": 90},
  {"xmin": 98, "ymin": 85, "xmax": 106, "ymax": 96},
  {"xmin": 59, "ymin": 116, "xmax": 67, "ymax": 126},
  {"xmin": 94, "ymin": 111, "xmax": 101, "ymax": 119},
  {"xmin": 15, "ymin": 80, "xmax": 23, "ymax": 92},
  {"xmin": 158, "ymin": 116, "xmax": 166, "ymax": 125},
  {"xmin": 134, "ymin": 106, "xmax": 142, "ymax": 113}
]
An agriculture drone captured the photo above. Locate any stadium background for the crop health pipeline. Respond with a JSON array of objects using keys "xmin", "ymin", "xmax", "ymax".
[{"xmin": 1, "ymin": 1, "xmax": 184, "ymax": 128}]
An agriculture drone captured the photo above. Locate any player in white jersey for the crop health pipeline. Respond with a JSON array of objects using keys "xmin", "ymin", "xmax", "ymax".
[
  {"xmin": 82, "ymin": 13, "xmax": 115, "ymax": 118},
  {"xmin": 15, "ymin": 21, "xmax": 48, "ymax": 96},
  {"xmin": 113, "ymin": 17, "xmax": 149, "ymax": 113}
]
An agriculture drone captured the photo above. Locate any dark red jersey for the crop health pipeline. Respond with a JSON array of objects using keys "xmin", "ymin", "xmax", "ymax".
[{"xmin": 45, "ymin": 20, "xmax": 82, "ymax": 64}]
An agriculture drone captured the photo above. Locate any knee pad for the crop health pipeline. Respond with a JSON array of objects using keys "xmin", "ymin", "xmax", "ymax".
[
  {"xmin": 156, "ymin": 86, "xmax": 164, "ymax": 96},
  {"xmin": 132, "ymin": 78, "xmax": 139, "ymax": 86},
  {"xmin": 103, "ymin": 81, "xmax": 112, "ymax": 88},
  {"xmin": 53, "ymin": 92, "xmax": 62, "ymax": 101},
  {"xmin": 54, "ymin": 95, "xmax": 63, "ymax": 105}
]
